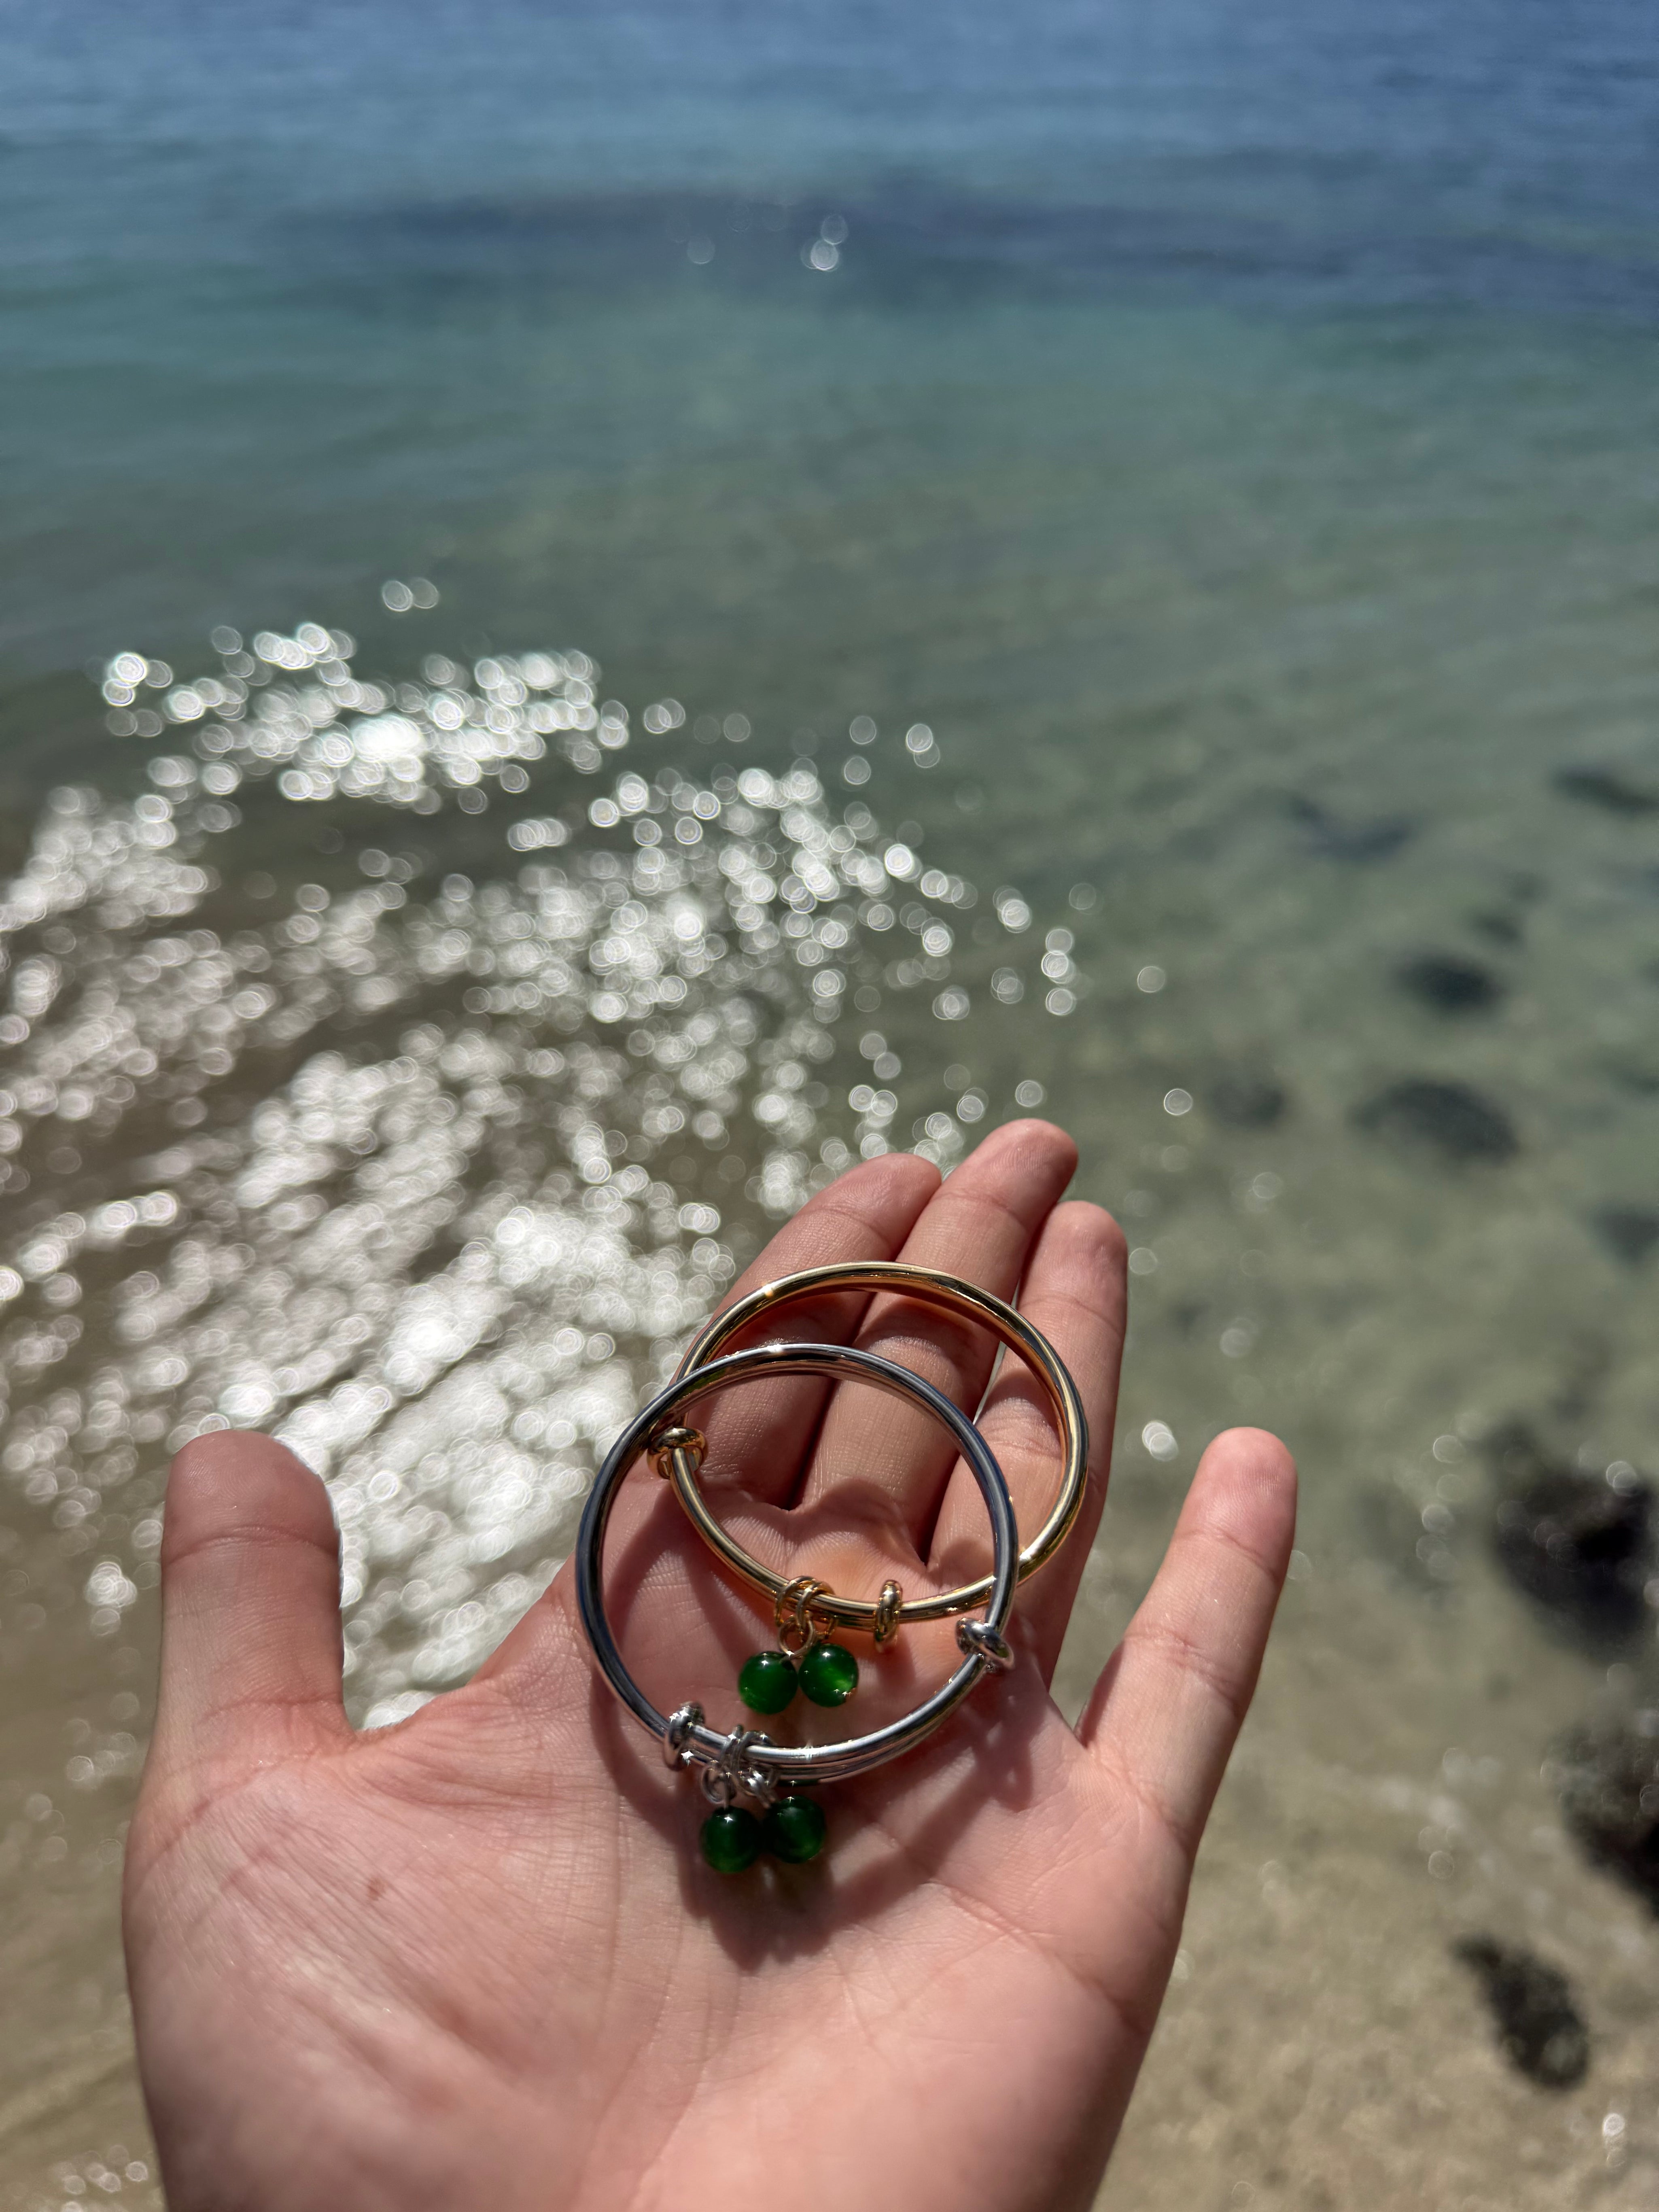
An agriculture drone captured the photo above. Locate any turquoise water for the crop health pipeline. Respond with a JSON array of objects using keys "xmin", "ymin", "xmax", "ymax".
[{"xmin": 5, "ymin": 3, "xmax": 1659, "ymax": 2203}]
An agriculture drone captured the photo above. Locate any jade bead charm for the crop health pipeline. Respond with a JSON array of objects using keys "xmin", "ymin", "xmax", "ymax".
[
  {"xmin": 799, "ymin": 1641, "xmax": 858, "ymax": 1705},
  {"xmin": 694, "ymin": 1738, "xmax": 830, "ymax": 1869},
  {"xmin": 763, "ymin": 1795, "xmax": 828, "ymax": 1863},
  {"xmin": 700, "ymin": 1804, "xmax": 762, "ymax": 1873},
  {"xmin": 574, "ymin": 1339, "xmax": 1020, "ymax": 1875},
  {"xmin": 736, "ymin": 1573, "xmax": 881, "ymax": 1717},
  {"xmin": 736, "ymin": 1648, "xmax": 798, "ymax": 1715}
]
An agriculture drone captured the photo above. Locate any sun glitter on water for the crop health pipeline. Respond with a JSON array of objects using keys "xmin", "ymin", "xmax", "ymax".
[{"xmin": 0, "ymin": 621, "xmax": 1086, "ymax": 1723}]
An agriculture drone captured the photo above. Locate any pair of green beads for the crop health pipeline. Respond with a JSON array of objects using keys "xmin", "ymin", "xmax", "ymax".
[
  {"xmin": 699, "ymin": 1643, "xmax": 855, "ymax": 1872},
  {"xmin": 701, "ymin": 1796, "xmax": 827, "ymax": 1871},
  {"xmin": 738, "ymin": 1641, "xmax": 859, "ymax": 1714}
]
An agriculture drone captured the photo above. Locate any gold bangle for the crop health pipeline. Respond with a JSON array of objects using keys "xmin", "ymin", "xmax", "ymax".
[{"xmin": 665, "ymin": 1260, "xmax": 1089, "ymax": 1631}]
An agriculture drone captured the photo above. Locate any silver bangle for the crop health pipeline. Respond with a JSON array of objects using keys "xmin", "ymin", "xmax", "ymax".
[{"xmin": 575, "ymin": 1340, "xmax": 1019, "ymax": 1804}]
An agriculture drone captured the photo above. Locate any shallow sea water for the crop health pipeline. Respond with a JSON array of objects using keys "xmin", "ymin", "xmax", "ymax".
[{"xmin": 6, "ymin": 1, "xmax": 1659, "ymax": 2204}]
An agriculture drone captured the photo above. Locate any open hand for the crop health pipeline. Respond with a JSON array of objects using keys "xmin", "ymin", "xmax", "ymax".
[{"xmin": 123, "ymin": 1120, "xmax": 1296, "ymax": 2211}]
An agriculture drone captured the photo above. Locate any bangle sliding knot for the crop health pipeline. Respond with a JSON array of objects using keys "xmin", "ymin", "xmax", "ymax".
[
  {"xmin": 872, "ymin": 1579, "xmax": 904, "ymax": 1650},
  {"xmin": 955, "ymin": 1620, "xmax": 1015, "ymax": 1671},
  {"xmin": 648, "ymin": 1424, "xmax": 706, "ymax": 1480},
  {"xmin": 662, "ymin": 1701, "xmax": 704, "ymax": 1769}
]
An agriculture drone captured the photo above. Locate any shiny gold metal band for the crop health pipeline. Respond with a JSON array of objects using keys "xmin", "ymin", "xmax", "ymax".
[{"xmin": 662, "ymin": 1260, "xmax": 1089, "ymax": 1630}]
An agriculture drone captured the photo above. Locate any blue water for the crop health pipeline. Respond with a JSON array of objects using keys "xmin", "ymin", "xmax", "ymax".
[
  {"xmin": 6, "ymin": 3, "xmax": 1659, "ymax": 2201},
  {"xmin": 6, "ymin": 0, "xmax": 1659, "ymax": 686}
]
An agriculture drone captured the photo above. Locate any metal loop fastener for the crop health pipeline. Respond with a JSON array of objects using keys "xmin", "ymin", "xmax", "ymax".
[
  {"xmin": 575, "ymin": 1341, "xmax": 1019, "ymax": 1792},
  {"xmin": 700, "ymin": 1727, "xmax": 775, "ymax": 1809},
  {"xmin": 666, "ymin": 1261, "xmax": 1088, "ymax": 1629},
  {"xmin": 700, "ymin": 1763, "xmax": 736, "ymax": 1809},
  {"xmin": 872, "ymin": 1579, "xmax": 904, "ymax": 1651},
  {"xmin": 649, "ymin": 1424, "xmax": 706, "ymax": 1480},
  {"xmin": 775, "ymin": 1575, "xmax": 829, "ymax": 1656},
  {"xmin": 663, "ymin": 1701, "xmax": 704, "ymax": 1769},
  {"xmin": 955, "ymin": 1620, "xmax": 1015, "ymax": 1671}
]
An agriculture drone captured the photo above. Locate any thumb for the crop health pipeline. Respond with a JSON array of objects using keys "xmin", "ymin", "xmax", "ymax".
[{"xmin": 148, "ymin": 1430, "xmax": 348, "ymax": 1773}]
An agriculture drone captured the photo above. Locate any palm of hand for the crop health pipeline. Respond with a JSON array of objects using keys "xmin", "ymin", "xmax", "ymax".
[{"xmin": 124, "ymin": 1127, "xmax": 1294, "ymax": 2212}]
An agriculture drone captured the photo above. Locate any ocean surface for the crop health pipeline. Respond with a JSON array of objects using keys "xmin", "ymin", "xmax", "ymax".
[{"xmin": 5, "ymin": 2, "xmax": 1659, "ymax": 2203}]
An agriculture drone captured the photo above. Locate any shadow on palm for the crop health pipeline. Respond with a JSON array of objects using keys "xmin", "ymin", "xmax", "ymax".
[{"xmin": 581, "ymin": 1656, "xmax": 1051, "ymax": 1973}]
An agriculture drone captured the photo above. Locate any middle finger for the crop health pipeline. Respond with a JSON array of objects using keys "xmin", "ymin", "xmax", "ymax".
[{"xmin": 794, "ymin": 1118, "xmax": 1077, "ymax": 1562}]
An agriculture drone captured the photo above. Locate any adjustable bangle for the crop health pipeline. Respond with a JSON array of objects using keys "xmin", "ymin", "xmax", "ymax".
[
  {"xmin": 664, "ymin": 1261, "xmax": 1088, "ymax": 1634},
  {"xmin": 575, "ymin": 1339, "xmax": 1018, "ymax": 1871}
]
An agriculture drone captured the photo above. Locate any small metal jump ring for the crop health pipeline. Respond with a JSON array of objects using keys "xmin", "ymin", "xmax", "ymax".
[
  {"xmin": 663, "ymin": 1701, "xmax": 704, "ymax": 1770},
  {"xmin": 737, "ymin": 1756, "xmax": 777, "ymax": 1809},
  {"xmin": 775, "ymin": 1575, "xmax": 829, "ymax": 1656},
  {"xmin": 649, "ymin": 1424, "xmax": 706, "ymax": 1480},
  {"xmin": 955, "ymin": 1619, "xmax": 1015, "ymax": 1671},
  {"xmin": 700, "ymin": 1726, "xmax": 773, "ymax": 1809},
  {"xmin": 872, "ymin": 1579, "xmax": 904, "ymax": 1650},
  {"xmin": 700, "ymin": 1763, "xmax": 737, "ymax": 1809}
]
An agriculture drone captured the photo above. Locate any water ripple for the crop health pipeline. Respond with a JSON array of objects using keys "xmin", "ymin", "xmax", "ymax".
[{"xmin": 0, "ymin": 625, "xmax": 1083, "ymax": 1720}]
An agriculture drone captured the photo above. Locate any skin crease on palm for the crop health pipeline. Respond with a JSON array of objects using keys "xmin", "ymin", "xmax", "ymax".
[{"xmin": 121, "ymin": 1118, "xmax": 1297, "ymax": 2212}]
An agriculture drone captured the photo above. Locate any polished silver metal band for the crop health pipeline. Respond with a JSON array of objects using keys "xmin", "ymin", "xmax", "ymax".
[{"xmin": 575, "ymin": 1340, "xmax": 1019, "ymax": 1791}]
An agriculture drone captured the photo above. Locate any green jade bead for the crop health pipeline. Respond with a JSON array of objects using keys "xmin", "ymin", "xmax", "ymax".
[
  {"xmin": 700, "ymin": 1807, "xmax": 762, "ymax": 1873},
  {"xmin": 737, "ymin": 1648, "xmax": 798, "ymax": 1715},
  {"xmin": 762, "ymin": 1795, "xmax": 827, "ymax": 1864},
  {"xmin": 798, "ymin": 1639, "xmax": 859, "ymax": 1708}
]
